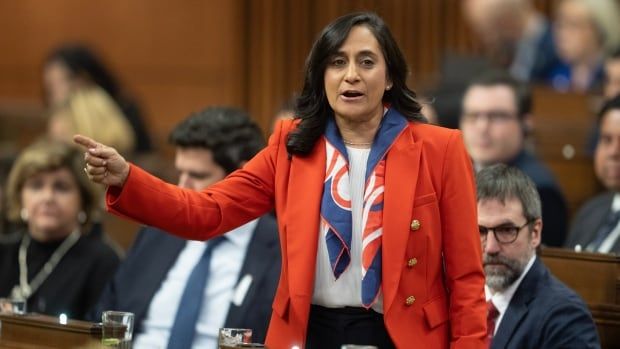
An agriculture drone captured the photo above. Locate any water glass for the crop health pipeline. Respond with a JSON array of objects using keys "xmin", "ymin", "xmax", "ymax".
[
  {"xmin": 0, "ymin": 298, "xmax": 26, "ymax": 315},
  {"xmin": 102, "ymin": 311, "xmax": 134, "ymax": 348},
  {"xmin": 218, "ymin": 328, "xmax": 253, "ymax": 348}
]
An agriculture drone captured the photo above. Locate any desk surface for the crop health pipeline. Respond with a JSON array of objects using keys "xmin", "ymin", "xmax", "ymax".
[{"xmin": 0, "ymin": 313, "xmax": 103, "ymax": 349}]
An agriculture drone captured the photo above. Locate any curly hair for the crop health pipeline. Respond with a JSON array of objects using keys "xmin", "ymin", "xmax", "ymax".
[{"xmin": 168, "ymin": 107, "xmax": 266, "ymax": 174}]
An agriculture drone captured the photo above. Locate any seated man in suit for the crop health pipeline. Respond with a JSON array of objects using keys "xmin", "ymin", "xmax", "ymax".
[
  {"xmin": 477, "ymin": 164, "xmax": 599, "ymax": 349},
  {"xmin": 91, "ymin": 107, "xmax": 280, "ymax": 348},
  {"xmin": 565, "ymin": 96, "xmax": 620, "ymax": 254},
  {"xmin": 460, "ymin": 70, "xmax": 568, "ymax": 246}
]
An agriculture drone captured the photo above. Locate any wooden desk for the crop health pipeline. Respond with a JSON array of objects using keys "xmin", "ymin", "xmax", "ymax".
[
  {"xmin": 541, "ymin": 248, "xmax": 620, "ymax": 348},
  {"xmin": 0, "ymin": 313, "xmax": 103, "ymax": 349}
]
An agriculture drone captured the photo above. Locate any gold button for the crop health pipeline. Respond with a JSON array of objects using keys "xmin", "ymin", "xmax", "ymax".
[
  {"xmin": 405, "ymin": 295, "xmax": 416, "ymax": 306},
  {"xmin": 407, "ymin": 258, "xmax": 418, "ymax": 267},
  {"xmin": 410, "ymin": 219, "xmax": 421, "ymax": 231}
]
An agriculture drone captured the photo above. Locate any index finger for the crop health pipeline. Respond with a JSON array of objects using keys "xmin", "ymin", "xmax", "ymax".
[{"xmin": 73, "ymin": 134, "xmax": 100, "ymax": 150}]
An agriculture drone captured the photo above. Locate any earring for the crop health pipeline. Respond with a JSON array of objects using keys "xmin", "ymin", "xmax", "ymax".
[
  {"xmin": 20, "ymin": 208, "xmax": 28, "ymax": 222},
  {"xmin": 77, "ymin": 211, "xmax": 87, "ymax": 224},
  {"xmin": 386, "ymin": 85, "xmax": 392, "ymax": 91}
]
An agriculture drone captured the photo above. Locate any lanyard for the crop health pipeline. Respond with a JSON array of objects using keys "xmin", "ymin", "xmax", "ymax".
[{"xmin": 10, "ymin": 231, "xmax": 80, "ymax": 301}]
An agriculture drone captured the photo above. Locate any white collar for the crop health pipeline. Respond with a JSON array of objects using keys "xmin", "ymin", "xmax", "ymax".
[
  {"xmin": 611, "ymin": 193, "xmax": 620, "ymax": 211},
  {"xmin": 185, "ymin": 218, "xmax": 258, "ymax": 251},
  {"xmin": 216, "ymin": 218, "xmax": 257, "ymax": 248}
]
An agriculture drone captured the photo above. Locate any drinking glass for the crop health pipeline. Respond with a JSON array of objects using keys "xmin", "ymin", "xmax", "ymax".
[
  {"xmin": 218, "ymin": 328, "xmax": 253, "ymax": 349},
  {"xmin": 101, "ymin": 311, "xmax": 134, "ymax": 348},
  {"xmin": 0, "ymin": 298, "xmax": 26, "ymax": 315}
]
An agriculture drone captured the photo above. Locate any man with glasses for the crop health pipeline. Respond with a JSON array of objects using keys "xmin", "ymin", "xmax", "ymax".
[
  {"xmin": 460, "ymin": 70, "xmax": 568, "ymax": 247},
  {"xmin": 477, "ymin": 164, "xmax": 599, "ymax": 349}
]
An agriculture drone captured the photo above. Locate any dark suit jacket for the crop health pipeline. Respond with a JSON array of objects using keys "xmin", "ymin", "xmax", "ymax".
[
  {"xmin": 491, "ymin": 257, "xmax": 600, "ymax": 349},
  {"xmin": 565, "ymin": 192, "xmax": 620, "ymax": 254},
  {"xmin": 509, "ymin": 150, "xmax": 568, "ymax": 247},
  {"xmin": 90, "ymin": 215, "xmax": 280, "ymax": 344}
]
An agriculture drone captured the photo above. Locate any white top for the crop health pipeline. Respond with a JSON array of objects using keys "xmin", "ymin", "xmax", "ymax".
[
  {"xmin": 133, "ymin": 219, "xmax": 258, "ymax": 349},
  {"xmin": 312, "ymin": 146, "xmax": 384, "ymax": 313},
  {"xmin": 485, "ymin": 255, "xmax": 536, "ymax": 335},
  {"xmin": 597, "ymin": 194, "xmax": 620, "ymax": 253}
]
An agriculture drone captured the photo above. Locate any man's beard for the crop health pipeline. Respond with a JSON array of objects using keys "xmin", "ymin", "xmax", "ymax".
[{"xmin": 483, "ymin": 252, "xmax": 529, "ymax": 292}]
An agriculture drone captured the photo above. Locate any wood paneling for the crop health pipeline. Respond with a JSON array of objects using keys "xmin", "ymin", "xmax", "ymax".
[
  {"xmin": 0, "ymin": 0, "xmax": 247, "ymax": 249},
  {"xmin": 0, "ymin": 0, "xmax": 561, "ymax": 141},
  {"xmin": 2, "ymin": 0, "xmax": 578, "ymax": 249},
  {"xmin": 243, "ymin": 0, "xmax": 556, "ymax": 127},
  {"xmin": 531, "ymin": 87, "xmax": 602, "ymax": 216},
  {"xmin": 0, "ymin": 0, "xmax": 246, "ymax": 144}
]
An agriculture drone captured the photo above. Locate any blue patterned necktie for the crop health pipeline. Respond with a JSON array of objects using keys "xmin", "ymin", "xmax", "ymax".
[
  {"xmin": 586, "ymin": 210, "xmax": 620, "ymax": 252},
  {"xmin": 166, "ymin": 236, "xmax": 226, "ymax": 349}
]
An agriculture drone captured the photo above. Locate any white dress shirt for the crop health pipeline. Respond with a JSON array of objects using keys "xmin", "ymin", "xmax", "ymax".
[
  {"xmin": 133, "ymin": 219, "xmax": 258, "ymax": 349},
  {"xmin": 312, "ymin": 146, "xmax": 384, "ymax": 313},
  {"xmin": 485, "ymin": 254, "xmax": 536, "ymax": 335},
  {"xmin": 597, "ymin": 194, "xmax": 620, "ymax": 253}
]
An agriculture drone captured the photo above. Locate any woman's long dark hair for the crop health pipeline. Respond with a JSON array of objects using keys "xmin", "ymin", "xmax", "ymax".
[
  {"xmin": 286, "ymin": 12, "xmax": 424, "ymax": 156},
  {"xmin": 46, "ymin": 45, "xmax": 121, "ymax": 100},
  {"xmin": 45, "ymin": 44, "xmax": 153, "ymax": 153}
]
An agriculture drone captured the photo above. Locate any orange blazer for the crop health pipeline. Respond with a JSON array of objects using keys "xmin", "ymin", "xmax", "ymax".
[{"xmin": 107, "ymin": 119, "xmax": 487, "ymax": 349}]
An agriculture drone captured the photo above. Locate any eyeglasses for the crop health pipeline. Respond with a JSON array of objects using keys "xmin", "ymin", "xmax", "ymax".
[
  {"xmin": 461, "ymin": 111, "xmax": 518, "ymax": 124},
  {"xmin": 479, "ymin": 220, "xmax": 534, "ymax": 244}
]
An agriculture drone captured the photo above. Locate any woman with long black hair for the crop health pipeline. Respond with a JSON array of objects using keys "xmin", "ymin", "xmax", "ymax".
[{"xmin": 77, "ymin": 12, "xmax": 486, "ymax": 349}]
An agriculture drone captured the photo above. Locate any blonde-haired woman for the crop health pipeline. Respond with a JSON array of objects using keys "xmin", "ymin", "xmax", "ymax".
[
  {"xmin": 0, "ymin": 140, "xmax": 120, "ymax": 319},
  {"xmin": 49, "ymin": 86, "xmax": 136, "ymax": 155},
  {"xmin": 550, "ymin": 0, "xmax": 620, "ymax": 92}
]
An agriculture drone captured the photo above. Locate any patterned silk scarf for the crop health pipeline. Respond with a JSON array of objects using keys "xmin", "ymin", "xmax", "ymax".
[{"xmin": 320, "ymin": 108, "xmax": 407, "ymax": 308}]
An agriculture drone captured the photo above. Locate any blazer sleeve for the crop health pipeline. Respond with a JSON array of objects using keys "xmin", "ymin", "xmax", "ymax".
[
  {"xmin": 538, "ymin": 187, "xmax": 568, "ymax": 247},
  {"xmin": 538, "ymin": 300, "xmax": 600, "ymax": 349},
  {"xmin": 564, "ymin": 201, "xmax": 590, "ymax": 249},
  {"xmin": 440, "ymin": 130, "xmax": 487, "ymax": 347},
  {"xmin": 105, "ymin": 121, "xmax": 286, "ymax": 241}
]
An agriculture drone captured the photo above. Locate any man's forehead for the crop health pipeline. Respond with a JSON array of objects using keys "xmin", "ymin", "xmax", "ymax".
[
  {"xmin": 464, "ymin": 85, "xmax": 517, "ymax": 109},
  {"xmin": 478, "ymin": 197, "xmax": 525, "ymax": 219}
]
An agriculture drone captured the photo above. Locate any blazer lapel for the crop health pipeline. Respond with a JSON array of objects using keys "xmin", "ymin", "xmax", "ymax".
[
  {"xmin": 491, "ymin": 300, "xmax": 529, "ymax": 349},
  {"xmin": 127, "ymin": 229, "xmax": 187, "ymax": 327},
  {"xmin": 225, "ymin": 216, "xmax": 279, "ymax": 324},
  {"xmin": 581, "ymin": 194, "xmax": 614, "ymax": 247},
  {"xmin": 286, "ymin": 141, "xmax": 325, "ymax": 299},
  {"xmin": 491, "ymin": 258, "xmax": 542, "ymax": 349},
  {"xmin": 382, "ymin": 127, "xmax": 421, "ymax": 313}
]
